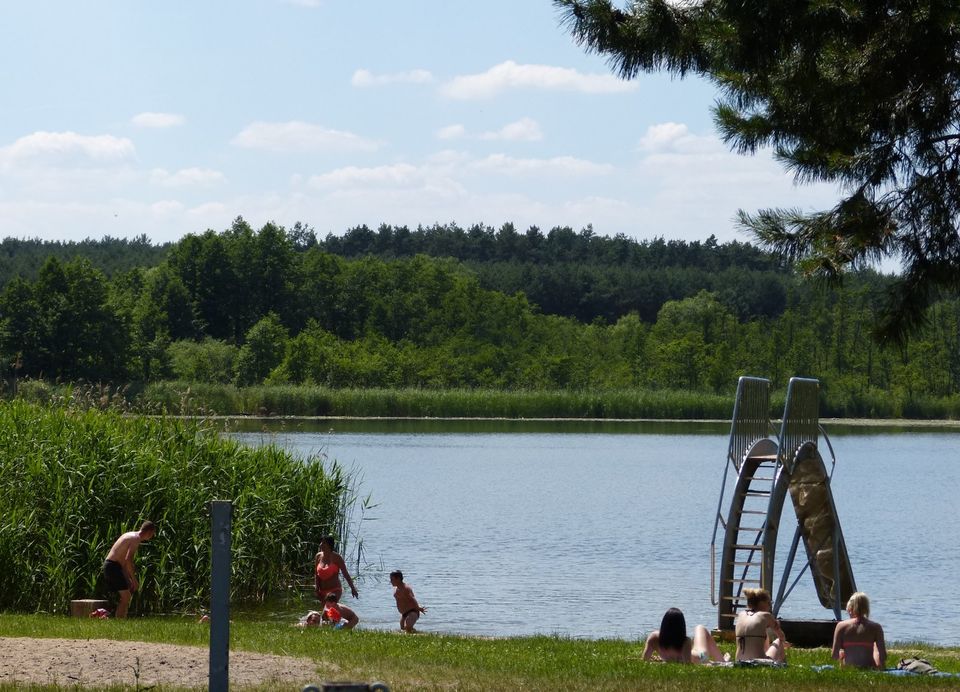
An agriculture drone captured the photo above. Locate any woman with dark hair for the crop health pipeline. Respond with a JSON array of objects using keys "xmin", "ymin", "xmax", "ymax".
[
  {"xmin": 314, "ymin": 534, "xmax": 359, "ymax": 603},
  {"xmin": 642, "ymin": 608, "xmax": 728, "ymax": 663}
]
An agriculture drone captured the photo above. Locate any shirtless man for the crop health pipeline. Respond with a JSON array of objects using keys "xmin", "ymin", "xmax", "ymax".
[
  {"xmin": 832, "ymin": 592, "xmax": 886, "ymax": 669},
  {"xmin": 102, "ymin": 521, "xmax": 156, "ymax": 618},
  {"xmin": 735, "ymin": 588, "xmax": 788, "ymax": 662},
  {"xmin": 390, "ymin": 570, "xmax": 426, "ymax": 633}
]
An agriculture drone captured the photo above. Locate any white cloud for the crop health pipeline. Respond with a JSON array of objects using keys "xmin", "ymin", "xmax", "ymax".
[
  {"xmin": 479, "ymin": 117, "xmax": 543, "ymax": 141},
  {"xmin": 0, "ymin": 131, "xmax": 135, "ymax": 168},
  {"xmin": 638, "ymin": 122, "xmax": 717, "ymax": 154},
  {"xmin": 352, "ymin": 68, "xmax": 434, "ymax": 87},
  {"xmin": 307, "ymin": 163, "xmax": 422, "ymax": 189},
  {"xmin": 472, "ymin": 154, "xmax": 613, "ymax": 176},
  {"xmin": 441, "ymin": 60, "xmax": 638, "ymax": 100},
  {"xmin": 231, "ymin": 121, "xmax": 379, "ymax": 153},
  {"xmin": 150, "ymin": 200, "xmax": 186, "ymax": 215},
  {"xmin": 437, "ymin": 124, "xmax": 466, "ymax": 140},
  {"xmin": 131, "ymin": 112, "xmax": 185, "ymax": 128},
  {"xmin": 187, "ymin": 201, "xmax": 230, "ymax": 218},
  {"xmin": 437, "ymin": 118, "xmax": 543, "ymax": 142},
  {"xmin": 150, "ymin": 167, "xmax": 226, "ymax": 187}
]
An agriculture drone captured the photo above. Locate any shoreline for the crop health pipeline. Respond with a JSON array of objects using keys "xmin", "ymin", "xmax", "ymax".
[{"xmin": 169, "ymin": 413, "xmax": 960, "ymax": 427}]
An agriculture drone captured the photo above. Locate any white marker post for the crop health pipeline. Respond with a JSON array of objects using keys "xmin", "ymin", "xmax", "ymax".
[{"xmin": 209, "ymin": 500, "xmax": 232, "ymax": 692}]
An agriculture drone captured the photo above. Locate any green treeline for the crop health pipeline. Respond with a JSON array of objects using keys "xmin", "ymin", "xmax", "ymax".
[{"xmin": 0, "ymin": 218, "xmax": 958, "ymax": 418}]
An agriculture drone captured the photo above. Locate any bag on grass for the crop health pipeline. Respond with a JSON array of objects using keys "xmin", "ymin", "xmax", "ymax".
[{"xmin": 897, "ymin": 658, "xmax": 937, "ymax": 675}]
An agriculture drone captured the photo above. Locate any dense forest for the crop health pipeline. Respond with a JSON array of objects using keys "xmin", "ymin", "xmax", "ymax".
[{"xmin": 0, "ymin": 218, "xmax": 957, "ymax": 416}]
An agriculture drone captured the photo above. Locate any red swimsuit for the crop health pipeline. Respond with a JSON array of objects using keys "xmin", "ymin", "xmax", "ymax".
[{"xmin": 315, "ymin": 561, "xmax": 342, "ymax": 601}]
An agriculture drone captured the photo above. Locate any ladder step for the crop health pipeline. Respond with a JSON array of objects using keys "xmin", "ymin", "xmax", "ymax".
[
  {"xmin": 737, "ymin": 526, "xmax": 765, "ymax": 532},
  {"xmin": 720, "ymin": 596, "xmax": 747, "ymax": 602},
  {"xmin": 747, "ymin": 454, "xmax": 778, "ymax": 461},
  {"xmin": 725, "ymin": 578, "xmax": 761, "ymax": 584},
  {"xmin": 742, "ymin": 490, "xmax": 771, "ymax": 497},
  {"xmin": 738, "ymin": 509, "xmax": 767, "ymax": 515},
  {"xmin": 731, "ymin": 544, "xmax": 763, "ymax": 550},
  {"xmin": 743, "ymin": 476, "xmax": 774, "ymax": 482}
]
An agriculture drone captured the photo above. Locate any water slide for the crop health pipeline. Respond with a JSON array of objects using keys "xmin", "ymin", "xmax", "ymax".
[{"xmin": 712, "ymin": 377, "xmax": 856, "ymax": 632}]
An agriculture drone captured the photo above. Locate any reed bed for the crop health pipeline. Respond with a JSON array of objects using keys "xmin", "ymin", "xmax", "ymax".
[
  {"xmin": 134, "ymin": 382, "xmax": 736, "ymax": 419},
  {"xmin": 13, "ymin": 379, "xmax": 960, "ymax": 420},
  {"xmin": 0, "ymin": 399, "xmax": 349, "ymax": 615}
]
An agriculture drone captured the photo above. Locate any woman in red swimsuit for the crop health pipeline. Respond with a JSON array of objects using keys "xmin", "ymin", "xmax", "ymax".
[{"xmin": 315, "ymin": 535, "xmax": 359, "ymax": 603}]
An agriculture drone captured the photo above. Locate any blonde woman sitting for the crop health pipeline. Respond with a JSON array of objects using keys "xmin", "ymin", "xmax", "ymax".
[
  {"xmin": 734, "ymin": 588, "xmax": 788, "ymax": 663},
  {"xmin": 832, "ymin": 592, "xmax": 886, "ymax": 669}
]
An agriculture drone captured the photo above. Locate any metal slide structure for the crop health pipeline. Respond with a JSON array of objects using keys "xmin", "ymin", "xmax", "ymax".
[{"xmin": 710, "ymin": 376, "xmax": 857, "ymax": 633}]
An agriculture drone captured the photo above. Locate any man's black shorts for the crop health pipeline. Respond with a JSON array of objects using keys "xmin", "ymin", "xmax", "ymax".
[{"xmin": 102, "ymin": 560, "xmax": 130, "ymax": 592}]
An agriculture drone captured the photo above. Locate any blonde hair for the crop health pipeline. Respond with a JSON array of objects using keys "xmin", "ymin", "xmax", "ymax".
[
  {"xmin": 846, "ymin": 592, "xmax": 870, "ymax": 617},
  {"xmin": 744, "ymin": 588, "xmax": 771, "ymax": 610}
]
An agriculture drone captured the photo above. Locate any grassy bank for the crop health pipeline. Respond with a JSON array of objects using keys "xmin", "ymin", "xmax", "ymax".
[
  {"xmin": 13, "ymin": 379, "xmax": 960, "ymax": 420},
  {"xmin": 1, "ymin": 615, "xmax": 959, "ymax": 691},
  {"xmin": 0, "ymin": 400, "xmax": 351, "ymax": 615}
]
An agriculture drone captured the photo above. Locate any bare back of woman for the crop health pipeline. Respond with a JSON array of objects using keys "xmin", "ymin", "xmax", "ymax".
[{"xmin": 734, "ymin": 589, "xmax": 787, "ymax": 662}]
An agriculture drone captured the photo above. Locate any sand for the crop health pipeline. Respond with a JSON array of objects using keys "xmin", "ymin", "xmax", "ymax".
[{"xmin": 0, "ymin": 636, "xmax": 330, "ymax": 689}]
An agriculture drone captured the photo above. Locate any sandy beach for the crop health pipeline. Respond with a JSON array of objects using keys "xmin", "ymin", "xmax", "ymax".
[{"xmin": 0, "ymin": 636, "xmax": 327, "ymax": 689}]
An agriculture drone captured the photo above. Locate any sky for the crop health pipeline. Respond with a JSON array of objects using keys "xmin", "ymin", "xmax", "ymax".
[{"xmin": 0, "ymin": 1, "xmax": 842, "ymax": 246}]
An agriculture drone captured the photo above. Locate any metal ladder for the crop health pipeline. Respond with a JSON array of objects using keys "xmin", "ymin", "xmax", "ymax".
[{"xmin": 711, "ymin": 376, "xmax": 778, "ymax": 628}]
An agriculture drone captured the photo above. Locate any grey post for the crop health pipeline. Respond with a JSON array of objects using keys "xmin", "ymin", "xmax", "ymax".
[{"xmin": 209, "ymin": 500, "xmax": 232, "ymax": 692}]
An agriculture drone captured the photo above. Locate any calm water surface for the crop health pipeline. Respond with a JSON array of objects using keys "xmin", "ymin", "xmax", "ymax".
[{"xmin": 231, "ymin": 421, "xmax": 960, "ymax": 644}]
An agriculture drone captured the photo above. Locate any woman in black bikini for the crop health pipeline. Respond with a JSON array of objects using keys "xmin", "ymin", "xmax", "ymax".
[
  {"xmin": 734, "ymin": 588, "xmax": 788, "ymax": 662},
  {"xmin": 642, "ymin": 608, "xmax": 728, "ymax": 663}
]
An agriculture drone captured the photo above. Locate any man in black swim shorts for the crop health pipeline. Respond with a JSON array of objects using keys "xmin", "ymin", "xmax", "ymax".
[{"xmin": 102, "ymin": 521, "xmax": 156, "ymax": 618}]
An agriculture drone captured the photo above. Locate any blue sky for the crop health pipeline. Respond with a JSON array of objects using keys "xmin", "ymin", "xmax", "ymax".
[{"xmin": 0, "ymin": 1, "xmax": 840, "ymax": 245}]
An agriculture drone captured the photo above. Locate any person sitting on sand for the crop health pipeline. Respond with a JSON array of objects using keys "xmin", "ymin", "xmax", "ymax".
[
  {"xmin": 642, "ymin": 607, "xmax": 729, "ymax": 663},
  {"xmin": 735, "ymin": 588, "xmax": 788, "ymax": 663},
  {"xmin": 102, "ymin": 521, "xmax": 156, "ymax": 619},
  {"xmin": 390, "ymin": 570, "xmax": 426, "ymax": 633},
  {"xmin": 315, "ymin": 535, "xmax": 359, "ymax": 603},
  {"xmin": 321, "ymin": 592, "xmax": 359, "ymax": 630},
  {"xmin": 832, "ymin": 592, "xmax": 886, "ymax": 669}
]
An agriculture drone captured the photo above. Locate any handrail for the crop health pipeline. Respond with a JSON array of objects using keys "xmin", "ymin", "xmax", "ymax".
[
  {"xmin": 818, "ymin": 423, "xmax": 837, "ymax": 479},
  {"xmin": 712, "ymin": 376, "xmax": 771, "ymax": 607}
]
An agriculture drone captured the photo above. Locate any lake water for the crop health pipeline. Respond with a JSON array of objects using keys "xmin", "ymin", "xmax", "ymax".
[{"xmin": 231, "ymin": 420, "xmax": 960, "ymax": 645}]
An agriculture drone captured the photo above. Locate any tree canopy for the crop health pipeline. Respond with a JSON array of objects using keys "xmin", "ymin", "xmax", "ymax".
[{"xmin": 556, "ymin": 0, "xmax": 960, "ymax": 341}]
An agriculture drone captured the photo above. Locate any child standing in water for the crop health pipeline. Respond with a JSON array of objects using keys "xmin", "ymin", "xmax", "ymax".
[{"xmin": 390, "ymin": 570, "xmax": 426, "ymax": 633}]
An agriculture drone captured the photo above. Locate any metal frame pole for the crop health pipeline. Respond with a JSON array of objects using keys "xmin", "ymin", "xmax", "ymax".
[{"xmin": 209, "ymin": 500, "xmax": 232, "ymax": 692}]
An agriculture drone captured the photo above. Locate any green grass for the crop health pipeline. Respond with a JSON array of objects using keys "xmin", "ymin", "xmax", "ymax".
[{"xmin": 0, "ymin": 614, "xmax": 958, "ymax": 691}]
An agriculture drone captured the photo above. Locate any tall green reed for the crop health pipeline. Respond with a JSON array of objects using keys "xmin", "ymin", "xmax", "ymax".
[{"xmin": 0, "ymin": 399, "xmax": 351, "ymax": 615}]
